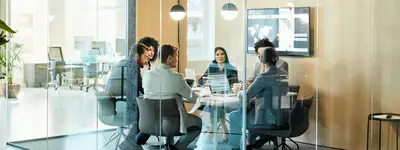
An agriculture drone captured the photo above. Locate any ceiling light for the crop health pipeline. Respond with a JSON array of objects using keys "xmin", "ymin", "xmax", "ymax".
[
  {"xmin": 221, "ymin": 3, "xmax": 238, "ymax": 21},
  {"xmin": 170, "ymin": 4, "xmax": 186, "ymax": 21}
]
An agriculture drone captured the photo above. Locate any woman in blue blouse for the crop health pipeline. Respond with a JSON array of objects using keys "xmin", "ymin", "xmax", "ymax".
[{"xmin": 198, "ymin": 47, "xmax": 238, "ymax": 142}]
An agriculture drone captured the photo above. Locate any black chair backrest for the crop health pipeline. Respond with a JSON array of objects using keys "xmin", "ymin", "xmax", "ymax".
[
  {"xmin": 289, "ymin": 85, "xmax": 300, "ymax": 93},
  {"xmin": 136, "ymin": 97, "xmax": 181, "ymax": 136},
  {"xmin": 106, "ymin": 65, "xmax": 127, "ymax": 98},
  {"xmin": 289, "ymin": 85, "xmax": 300, "ymax": 102},
  {"xmin": 288, "ymin": 96, "xmax": 313, "ymax": 137}
]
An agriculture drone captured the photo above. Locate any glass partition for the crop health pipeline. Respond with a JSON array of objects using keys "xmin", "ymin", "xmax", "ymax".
[
  {"xmin": 6, "ymin": 0, "xmax": 128, "ymax": 149},
  {"xmin": 6, "ymin": 0, "xmax": 50, "ymax": 149},
  {"xmin": 4, "ymin": 0, "xmax": 399, "ymax": 149},
  {"xmin": 366, "ymin": 1, "xmax": 399, "ymax": 150}
]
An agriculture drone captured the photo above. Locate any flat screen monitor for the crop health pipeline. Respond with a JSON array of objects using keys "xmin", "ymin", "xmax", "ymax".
[
  {"xmin": 48, "ymin": 46, "xmax": 64, "ymax": 61},
  {"xmin": 92, "ymin": 41, "xmax": 106, "ymax": 55},
  {"xmin": 247, "ymin": 7, "xmax": 311, "ymax": 56},
  {"xmin": 115, "ymin": 38, "xmax": 125, "ymax": 54},
  {"xmin": 74, "ymin": 36, "xmax": 93, "ymax": 51}
]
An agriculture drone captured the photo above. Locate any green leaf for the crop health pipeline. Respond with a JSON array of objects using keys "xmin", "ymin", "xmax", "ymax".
[
  {"xmin": 0, "ymin": 39, "xmax": 7, "ymax": 45},
  {"xmin": 0, "ymin": 19, "xmax": 16, "ymax": 34}
]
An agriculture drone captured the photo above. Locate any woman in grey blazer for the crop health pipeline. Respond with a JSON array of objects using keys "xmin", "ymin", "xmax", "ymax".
[{"xmin": 228, "ymin": 47, "xmax": 288, "ymax": 150}]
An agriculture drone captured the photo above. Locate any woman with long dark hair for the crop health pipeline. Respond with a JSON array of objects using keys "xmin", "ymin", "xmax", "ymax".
[{"xmin": 198, "ymin": 47, "xmax": 238, "ymax": 142}]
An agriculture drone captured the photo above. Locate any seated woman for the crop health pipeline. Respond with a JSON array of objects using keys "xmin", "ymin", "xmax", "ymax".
[
  {"xmin": 228, "ymin": 47, "xmax": 288, "ymax": 149},
  {"xmin": 198, "ymin": 47, "xmax": 238, "ymax": 142}
]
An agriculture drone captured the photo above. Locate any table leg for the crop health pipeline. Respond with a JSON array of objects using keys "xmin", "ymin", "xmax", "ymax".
[
  {"xmin": 397, "ymin": 123, "xmax": 398, "ymax": 150},
  {"xmin": 213, "ymin": 106, "xmax": 217, "ymax": 144},
  {"xmin": 379, "ymin": 121, "xmax": 382, "ymax": 150},
  {"xmin": 366, "ymin": 119, "xmax": 370, "ymax": 150}
]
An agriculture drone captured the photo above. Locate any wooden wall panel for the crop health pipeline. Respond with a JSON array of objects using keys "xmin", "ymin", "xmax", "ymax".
[
  {"xmin": 214, "ymin": 0, "xmax": 400, "ymax": 149},
  {"xmin": 136, "ymin": 0, "xmax": 161, "ymax": 43},
  {"xmin": 138, "ymin": 0, "xmax": 400, "ymax": 148},
  {"xmin": 137, "ymin": 0, "xmax": 197, "ymax": 116},
  {"xmin": 136, "ymin": 0, "xmax": 187, "ymax": 74}
]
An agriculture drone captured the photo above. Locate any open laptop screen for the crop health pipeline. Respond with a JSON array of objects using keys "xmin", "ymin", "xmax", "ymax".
[{"xmin": 205, "ymin": 74, "xmax": 233, "ymax": 94}]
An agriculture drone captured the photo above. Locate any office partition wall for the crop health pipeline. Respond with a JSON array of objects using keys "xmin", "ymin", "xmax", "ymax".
[
  {"xmin": 3, "ymin": 0, "xmax": 399, "ymax": 149},
  {"xmin": 5, "ymin": 0, "xmax": 130, "ymax": 149}
]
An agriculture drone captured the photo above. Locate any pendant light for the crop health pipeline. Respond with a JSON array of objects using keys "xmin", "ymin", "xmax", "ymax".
[
  {"xmin": 170, "ymin": 1, "xmax": 185, "ymax": 21},
  {"xmin": 221, "ymin": 2, "xmax": 238, "ymax": 20}
]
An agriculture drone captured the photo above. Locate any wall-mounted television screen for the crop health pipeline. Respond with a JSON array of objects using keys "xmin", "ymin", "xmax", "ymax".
[{"xmin": 247, "ymin": 7, "xmax": 311, "ymax": 56}]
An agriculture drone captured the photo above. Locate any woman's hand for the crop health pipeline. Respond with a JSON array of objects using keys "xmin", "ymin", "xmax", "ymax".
[
  {"xmin": 238, "ymin": 81, "xmax": 252, "ymax": 90},
  {"xmin": 246, "ymin": 81, "xmax": 252, "ymax": 88}
]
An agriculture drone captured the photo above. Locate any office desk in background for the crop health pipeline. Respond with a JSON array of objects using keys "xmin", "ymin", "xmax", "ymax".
[{"xmin": 23, "ymin": 63, "xmax": 84, "ymax": 88}]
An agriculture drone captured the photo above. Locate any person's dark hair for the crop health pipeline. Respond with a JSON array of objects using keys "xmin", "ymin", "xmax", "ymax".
[
  {"xmin": 138, "ymin": 37, "xmax": 159, "ymax": 62},
  {"xmin": 254, "ymin": 38, "xmax": 274, "ymax": 54},
  {"xmin": 160, "ymin": 44, "xmax": 177, "ymax": 63},
  {"xmin": 260, "ymin": 47, "xmax": 279, "ymax": 66},
  {"xmin": 212, "ymin": 47, "xmax": 230, "ymax": 64},
  {"xmin": 129, "ymin": 43, "xmax": 147, "ymax": 59}
]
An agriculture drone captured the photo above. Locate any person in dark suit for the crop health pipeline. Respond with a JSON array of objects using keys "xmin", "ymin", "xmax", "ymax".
[
  {"xmin": 198, "ymin": 47, "xmax": 238, "ymax": 142},
  {"xmin": 135, "ymin": 37, "xmax": 159, "ymax": 145},
  {"xmin": 247, "ymin": 38, "xmax": 288, "ymax": 86},
  {"xmin": 228, "ymin": 47, "xmax": 288, "ymax": 150},
  {"xmin": 106, "ymin": 43, "xmax": 150, "ymax": 150}
]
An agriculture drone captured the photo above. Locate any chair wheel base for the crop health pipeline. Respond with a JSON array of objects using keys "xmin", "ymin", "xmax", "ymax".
[{"xmin": 148, "ymin": 144, "xmax": 178, "ymax": 150}]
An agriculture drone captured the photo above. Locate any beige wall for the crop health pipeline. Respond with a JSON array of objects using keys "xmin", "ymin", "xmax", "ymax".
[
  {"xmin": 136, "ymin": 0, "xmax": 200, "ymax": 115},
  {"xmin": 0, "ymin": 0, "xmax": 5, "ymax": 20},
  {"xmin": 212, "ymin": 0, "xmax": 400, "ymax": 149},
  {"xmin": 136, "ymin": 0, "xmax": 187, "ymax": 74},
  {"xmin": 138, "ymin": 0, "xmax": 400, "ymax": 149}
]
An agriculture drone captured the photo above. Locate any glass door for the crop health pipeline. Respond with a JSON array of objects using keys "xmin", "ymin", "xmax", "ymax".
[{"xmin": 5, "ymin": 0, "xmax": 129, "ymax": 149}]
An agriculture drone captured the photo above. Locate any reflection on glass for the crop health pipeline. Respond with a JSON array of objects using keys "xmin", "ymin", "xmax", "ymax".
[
  {"xmin": 141, "ymin": 44, "xmax": 202, "ymax": 149},
  {"xmin": 247, "ymin": 7, "xmax": 311, "ymax": 56},
  {"xmin": 6, "ymin": 0, "xmax": 128, "ymax": 149},
  {"xmin": 187, "ymin": 0, "xmax": 215, "ymax": 61}
]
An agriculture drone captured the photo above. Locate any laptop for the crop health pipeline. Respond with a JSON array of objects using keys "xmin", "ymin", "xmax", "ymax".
[
  {"xmin": 185, "ymin": 69, "xmax": 197, "ymax": 87},
  {"xmin": 206, "ymin": 74, "xmax": 233, "ymax": 94},
  {"xmin": 186, "ymin": 79, "xmax": 195, "ymax": 87}
]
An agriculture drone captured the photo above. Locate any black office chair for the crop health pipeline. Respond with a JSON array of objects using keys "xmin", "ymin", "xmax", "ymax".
[
  {"xmin": 249, "ymin": 96, "xmax": 313, "ymax": 150},
  {"xmin": 279, "ymin": 85, "xmax": 301, "ymax": 127},
  {"xmin": 136, "ymin": 97, "xmax": 184, "ymax": 150},
  {"xmin": 264, "ymin": 85, "xmax": 300, "ymax": 146}
]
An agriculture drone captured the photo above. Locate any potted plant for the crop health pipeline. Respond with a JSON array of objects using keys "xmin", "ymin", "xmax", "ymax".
[
  {"xmin": 0, "ymin": 19, "xmax": 16, "ymax": 45},
  {"xmin": 0, "ymin": 19, "xmax": 19, "ymax": 98},
  {"xmin": 0, "ymin": 42, "xmax": 23, "ymax": 98}
]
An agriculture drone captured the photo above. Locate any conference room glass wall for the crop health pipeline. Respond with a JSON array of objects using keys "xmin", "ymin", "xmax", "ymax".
[
  {"xmin": 185, "ymin": 0, "xmax": 320, "ymax": 149},
  {"xmin": 5, "ymin": 0, "xmax": 129, "ymax": 149},
  {"xmin": 3, "ymin": 0, "xmax": 398, "ymax": 149}
]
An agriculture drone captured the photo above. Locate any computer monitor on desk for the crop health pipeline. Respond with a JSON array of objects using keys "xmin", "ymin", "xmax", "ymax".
[
  {"xmin": 92, "ymin": 41, "xmax": 107, "ymax": 55},
  {"xmin": 48, "ymin": 46, "xmax": 64, "ymax": 61},
  {"xmin": 115, "ymin": 38, "xmax": 125, "ymax": 54},
  {"xmin": 80, "ymin": 49, "xmax": 101, "ymax": 63}
]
